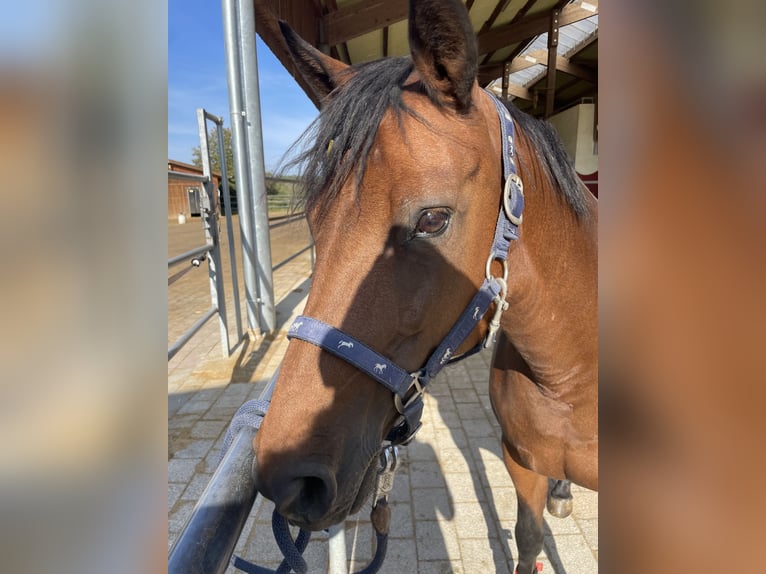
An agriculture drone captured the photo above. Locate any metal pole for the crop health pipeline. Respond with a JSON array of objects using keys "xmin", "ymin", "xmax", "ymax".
[
  {"xmin": 213, "ymin": 115, "xmax": 244, "ymax": 344},
  {"xmin": 167, "ymin": 425, "xmax": 258, "ymax": 574},
  {"xmin": 168, "ymin": 372, "xmax": 279, "ymax": 574},
  {"xmin": 545, "ymin": 8, "xmax": 560, "ymax": 118},
  {"xmin": 328, "ymin": 524, "xmax": 349, "ymax": 574},
  {"xmin": 237, "ymin": 0, "xmax": 276, "ymax": 334},
  {"xmin": 222, "ymin": 0, "xmax": 261, "ymax": 336},
  {"xmin": 197, "ymin": 109, "xmax": 230, "ymax": 358}
]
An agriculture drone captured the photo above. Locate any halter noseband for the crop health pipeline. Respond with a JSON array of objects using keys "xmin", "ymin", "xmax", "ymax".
[{"xmin": 286, "ymin": 92, "xmax": 523, "ymax": 445}]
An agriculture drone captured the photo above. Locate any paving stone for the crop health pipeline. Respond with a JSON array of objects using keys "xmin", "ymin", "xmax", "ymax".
[
  {"xmin": 544, "ymin": 514, "xmax": 583, "ymax": 536},
  {"xmin": 387, "ymin": 502, "xmax": 414, "ymax": 539},
  {"xmin": 417, "ymin": 559, "xmax": 464, "ymax": 573},
  {"xmin": 571, "ymin": 489, "xmax": 599, "ymax": 520},
  {"xmin": 387, "ymin": 469, "xmax": 411, "ymax": 505},
  {"xmin": 171, "ymin": 438, "xmax": 215, "ymax": 459},
  {"xmin": 415, "ymin": 520, "xmax": 461, "ymax": 562},
  {"xmin": 168, "ymin": 457, "xmax": 198, "ymax": 483},
  {"xmin": 443, "ymin": 472, "xmax": 487, "ymax": 503},
  {"xmin": 462, "ymin": 417, "xmax": 497, "ymax": 438},
  {"xmin": 412, "ymin": 487, "xmax": 454, "ymax": 521},
  {"xmin": 190, "ymin": 418, "xmax": 229, "ymax": 439},
  {"xmin": 459, "ymin": 537, "xmax": 512, "ymax": 574},
  {"xmin": 438, "ymin": 448, "xmax": 476, "ymax": 474},
  {"xmin": 435, "ymin": 428, "xmax": 469, "ymax": 449},
  {"xmin": 410, "ymin": 461, "xmax": 447, "ymax": 489},
  {"xmin": 176, "ymin": 399, "xmax": 213, "ymax": 415},
  {"xmin": 168, "ymin": 413, "xmax": 201, "ymax": 430},
  {"xmin": 451, "ymin": 501, "xmax": 499, "ymax": 540},
  {"xmin": 375, "ymin": 538, "xmax": 417, "ymax": 574},
  {"xmin": 345, "ymin": 521, "xmax": 372, "ymax": 562},
  {"xmin": 456, "ymin": 402, "xmax": 491, "ymax": 420},
  {"xmin": 167, "ymin": 482, "xmax": 185, "ymax": 512},
  {"xmin": 451, "ymin": 388, "xmax": 480, "ymax": 403},
  {"xmin": 181, "ymin": 473, "xmax": 213, "ymax": 500},
  {"xmin": 543, "ymin": 532, "xmax": 599, "ymax": 573},
  {"xmin": 407, "ymin": 438, "xmax": 440, "ymax": 462},
  {"xmin": 168, "ymin": 500, "xmax": 195, "ymax": 536},
  {"xmin": 575, "ymin": 517, "xmax": 598, "ymax": 551}
]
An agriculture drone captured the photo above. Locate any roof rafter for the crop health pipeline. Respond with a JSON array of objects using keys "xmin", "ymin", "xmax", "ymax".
[
  {"xmin": 480, "ymin": 48, "xmax": 596, "ymax": 84},
  {"xmin": 323, "ymin": 0, "xmax": 409, "ymax": 47},
  {"xmin": 477, "ymin": 0, "xmax": 598, "ymax": 55}
]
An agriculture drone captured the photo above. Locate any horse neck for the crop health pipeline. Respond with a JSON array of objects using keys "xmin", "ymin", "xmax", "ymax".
[{"xmin": 500, "ymin": 133, "xmax": 598, "ymax": 388}]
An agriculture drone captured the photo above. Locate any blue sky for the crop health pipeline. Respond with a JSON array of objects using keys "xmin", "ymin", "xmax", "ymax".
[{"xmin": 168, "ymin": 0, "xmax": 319, "ymax": 171}]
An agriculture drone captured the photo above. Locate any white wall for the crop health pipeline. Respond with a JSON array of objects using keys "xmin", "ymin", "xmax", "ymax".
[{"xmin": 548, "ymin": 102, "xmax": 598, "ymax": 175}]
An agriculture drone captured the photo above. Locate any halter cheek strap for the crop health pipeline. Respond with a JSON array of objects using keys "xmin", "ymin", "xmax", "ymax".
[{"xmin": 287, "ymin": 91, "xmax": 523, "ymax": 445}]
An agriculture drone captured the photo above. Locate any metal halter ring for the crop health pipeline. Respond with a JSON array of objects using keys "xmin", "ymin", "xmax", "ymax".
[{"xmin": 485, "ymin": 254, "xmax": 509, "ymax": 284}]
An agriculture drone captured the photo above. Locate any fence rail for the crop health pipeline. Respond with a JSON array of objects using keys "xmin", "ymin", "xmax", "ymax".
[{"xmin": 168, "ymin": 373, "xmax": 277, "ymax": 574}]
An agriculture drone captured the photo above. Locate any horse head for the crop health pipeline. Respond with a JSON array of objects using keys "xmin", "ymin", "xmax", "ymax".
[{"xmin": 254, "ymin": 0, "xmax": 508, "ymax": 530}]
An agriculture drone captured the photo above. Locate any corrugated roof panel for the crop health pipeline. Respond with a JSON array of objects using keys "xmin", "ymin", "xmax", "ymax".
[{"xmin": 507, "ymin": 14, "xmax": 598, "ymax": 90}]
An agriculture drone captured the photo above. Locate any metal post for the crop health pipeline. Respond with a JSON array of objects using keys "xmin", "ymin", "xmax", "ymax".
[
  {"xmin": 328, "ymin": 524, "xmax": 349, "ymax": 574},
  {"xmin": 222, "ymin": 0, "xmax": 262, "ymax": 336},
  {"xmin": 236, "ymin": 0, "xmax": 276, "ymax": 334},
  {"xmin": 197, "ymin": 109, "xmax": 230, "ymax": 358},
  {"xmin": 545, "ymin": 8, "xmax": 560, "ymax": 118},
  {"xmin": 501, "ymin": 60, "xmax": 511, "ymax": 101},
  {"xmin": 213, "ymin": 114, "xmax": 244, "ymax": 343}
]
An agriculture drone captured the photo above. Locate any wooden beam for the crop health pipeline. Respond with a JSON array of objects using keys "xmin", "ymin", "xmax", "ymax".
[
  {"xmin": 480, "ymin": 0, "xmax": 514, "ymax": 34},
  {"xmin": 324, "ymin": 0, "xmax": 352, "ymax": 64},
  {"xmin": 480, "ymin": 49, "xmax": 597, "ymax": 84},
  {"xmin": 323, "ymin": 0, "xmax": 409, "ymax": 47},
  {"xmin": 505, "ymin": 83, "xmax": 532, "ymax": 101},
  {"xmin": 254, "ymin": 1, "xmax": 323, "ymax": 108},
  {"xmin": 477, "ymin": 0, "xmax": 598, "ymax": 56},
  {"xmin": 480, "ymin": 0, "xmax": 537, "ymax": 66}
]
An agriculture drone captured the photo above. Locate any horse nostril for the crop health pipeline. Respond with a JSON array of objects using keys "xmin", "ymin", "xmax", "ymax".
[{"xmin": 262, "ymin": 465, "xmax": 338, "ymax": 527}]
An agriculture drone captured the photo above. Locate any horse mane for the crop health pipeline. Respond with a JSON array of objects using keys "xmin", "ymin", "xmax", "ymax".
[
  {"xmin": 281, "ymin": 56, "xmax": 590, "ymax": 220},
  {"xmin": 504, "ymin": 103, "xmax": 591, "ymax": 218},
  {"xmin": 281, "ymin": 56, "xmax": 419, "ymax": 219}
]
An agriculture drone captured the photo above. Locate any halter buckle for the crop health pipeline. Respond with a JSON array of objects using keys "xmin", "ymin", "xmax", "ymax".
[{"xmin": 504, "ymin": 173, "xmax": 524, "ymax": 226}]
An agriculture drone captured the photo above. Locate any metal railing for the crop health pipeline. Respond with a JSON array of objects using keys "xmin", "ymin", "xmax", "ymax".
[
  {"xmin": 167, "ymin": 371, "xmax": 347, "ymax": 574},
  {"xmin": 167, "ymin": 373, "xmax": 275, "ymax": 574}
]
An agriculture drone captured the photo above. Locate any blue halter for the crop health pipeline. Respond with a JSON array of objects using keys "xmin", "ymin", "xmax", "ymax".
[{"xmin": 287, "ymin": 91, "xmax": 523, "ymax": 445}]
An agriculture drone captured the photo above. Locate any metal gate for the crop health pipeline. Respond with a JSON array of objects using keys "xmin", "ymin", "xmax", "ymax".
[{"xmin": 167, "ymin": 109, "xmax": 243, "ymax": 360}]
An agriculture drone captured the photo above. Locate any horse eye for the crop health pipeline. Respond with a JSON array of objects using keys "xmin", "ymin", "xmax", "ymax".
[{"xmin": 414, "ymin": 209, "xmax": 450, "ymax": 237}]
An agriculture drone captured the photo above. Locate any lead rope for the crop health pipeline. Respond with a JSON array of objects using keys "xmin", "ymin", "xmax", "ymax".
[{"xmin": 222, "ymin": 399, "xmax": 396, "ymax": 574}]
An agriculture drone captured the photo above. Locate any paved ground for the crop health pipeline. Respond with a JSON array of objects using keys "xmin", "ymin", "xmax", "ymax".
[{"xmin": 168, "ymin": 215, "xmax": 598, "ymax": 573}]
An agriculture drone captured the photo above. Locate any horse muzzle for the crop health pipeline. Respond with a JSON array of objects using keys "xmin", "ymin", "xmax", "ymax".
[{"xmin": 253, "ymin": 458, "xmax": 340, "ymax": 529}]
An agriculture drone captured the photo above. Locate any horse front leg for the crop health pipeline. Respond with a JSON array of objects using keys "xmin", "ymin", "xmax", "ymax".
[{"xmin": 502, "ymin": 438, "xmax": 546, "ymax": 574}]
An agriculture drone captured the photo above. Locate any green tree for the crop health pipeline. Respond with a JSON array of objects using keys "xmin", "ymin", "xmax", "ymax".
[{"xmin": 192, "ymin": 126, "xmax": 235, "ymax": 178}]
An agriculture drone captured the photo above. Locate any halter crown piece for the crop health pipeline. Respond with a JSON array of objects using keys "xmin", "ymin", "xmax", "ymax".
[{"xmin": 287, "ymin": 91, "xmax": 524, "ymax": 445}]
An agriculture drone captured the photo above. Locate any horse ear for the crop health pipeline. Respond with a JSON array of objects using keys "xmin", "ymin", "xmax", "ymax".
[
  {"xmin": 279, "ymin": 20, "xmax": 349, "ymax": 102},
  {"xmin": 408, "ymin": 0, "xmax": 478, "ymax": 112}
]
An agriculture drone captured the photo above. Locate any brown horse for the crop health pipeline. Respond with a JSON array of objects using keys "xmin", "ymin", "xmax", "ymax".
[{"xmin": 254, "ymin": 1, "xmax": 597, "ymax": 572}]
